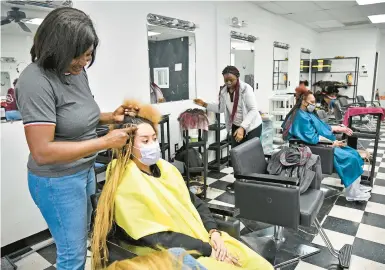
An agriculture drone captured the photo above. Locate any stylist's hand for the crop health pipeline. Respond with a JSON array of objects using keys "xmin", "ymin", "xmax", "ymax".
[
  {"xmin": 233, "ymin": 127, "xmax": 245, "ymax": 143},
  {"xmin": 210, "ymin": 231, "xmax": 227, "ymax": 261},
  {"xmin": 103, "ymin": 127, "xmax": 137, "ymax": 149},
  {"xmin": 112, "ymin": 105, "xmax": 132, "ymax": 123},
  {"xmin": 193, "ymin": 99, "xmax": 207, "ymax": 108},
  {"xmin": 224, "ymin": 253, "xmax": 240, "ymax": 266}
]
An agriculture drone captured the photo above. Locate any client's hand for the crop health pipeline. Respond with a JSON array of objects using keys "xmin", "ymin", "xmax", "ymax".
[
  {"xmin": 210, "ymin": 231, "xmax": 227, "ymax": 261},
  {"xmin": 332, "ymin": 140, "xmax": 345, "ymax": 148},
  {"xmin": 343, "ymin": 127, "xmax": 353, "ymax": 136},
  {"xmin": 193, "ymin": 99, "xmax": 207, "ymax": 108},
  {"xmin": 224, "ymin": 253, "xmax": 241, "ymax": 266}
]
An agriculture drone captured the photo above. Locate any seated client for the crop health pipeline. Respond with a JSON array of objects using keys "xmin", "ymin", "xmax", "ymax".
[
  {"xmin": 91, "ymin": 100, "xmax": 273, "ymax": 270},
  {"xmin": 282, "ymin": 89, "xmax": 371, "ymax": 202}
]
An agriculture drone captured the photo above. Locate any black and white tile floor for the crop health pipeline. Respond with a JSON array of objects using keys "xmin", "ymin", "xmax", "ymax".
[{"xmin": 10, "ymin": 124, "xmax": 385, "ymax": 270}]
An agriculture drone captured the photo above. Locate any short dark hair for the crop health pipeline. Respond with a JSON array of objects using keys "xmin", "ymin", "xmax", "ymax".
[
  {"xmin": 222, "ymin": 66, "xmax": 240, "ymax": 77},
  {"xmin": 31, "ymin": 7, "xmax": 99, "ymax": 82},
  {"xmin": 299, "ymin": 80, "xmax": 309, "ymax": 87}
]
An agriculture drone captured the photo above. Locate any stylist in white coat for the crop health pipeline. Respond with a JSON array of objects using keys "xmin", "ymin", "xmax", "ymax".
[{"xmin": 194, "ymin": 66, "xmax": 262, "ymax": 192}]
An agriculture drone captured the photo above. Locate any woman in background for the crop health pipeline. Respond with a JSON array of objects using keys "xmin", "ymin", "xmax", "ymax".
[
  {"xmin": 4, "ymin": 78, "xmax": 22, "ymax": 121},
  {"xmin": 282, "ymin": 89, "xmax": 371, "ymax": 202},
  {"xmin": 194, "ymin": 66, "xmax": 262, "ymax": 192}
]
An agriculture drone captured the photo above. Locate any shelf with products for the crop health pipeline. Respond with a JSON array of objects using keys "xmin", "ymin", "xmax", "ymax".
[
  {"xmin": 269, "ymin": 94, "xmax": 295, "ymax": 144},
  {"xmin": 311, "ymin": 57, "xmax": 360, "ymax": 101}
]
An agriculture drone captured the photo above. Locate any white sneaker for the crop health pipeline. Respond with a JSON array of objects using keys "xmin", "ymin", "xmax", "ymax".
[
  {"xmin": 359, "ymin": 185, "xmax": 372, "ymax": 193},
  {"xmin": 345, "ymin": 180, "xmax": 371, "ymax": 201}
]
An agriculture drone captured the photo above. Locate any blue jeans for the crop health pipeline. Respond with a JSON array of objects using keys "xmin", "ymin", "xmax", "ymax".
[
  {"xmin": 168, "ymin": 248, "xmax": 207, "ymax": 270},
  {"xmin": 28, "ymin": 167, "xmax": 96, "ymax": 270},
  {"xmin": 5, "ymin": 110, "xmax": 22, "ymax": 121}
]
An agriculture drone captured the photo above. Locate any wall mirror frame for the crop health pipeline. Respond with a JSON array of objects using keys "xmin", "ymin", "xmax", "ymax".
[
  {"xmin": 147, "ymin": 13, "xmax": 197, "ymax": 104},
  {"xmin": 300, "ymin": 48, "xmax": 312, "ymax": 88},
  {"xmin": 272, "ymin": 41, "xmax": 290, "ymax": 92},
  {"xmin": 230, "ymin": 31, "xmax": 258, "ymax": 90}
]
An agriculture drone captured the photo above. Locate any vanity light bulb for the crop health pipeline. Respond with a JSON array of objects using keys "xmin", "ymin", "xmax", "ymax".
[
  {"xmin": 188, "ymin": 22, "xmax": 194, "ymax": 28},
  {"xmin": 172, "ymin": 19, "xmax": 179, "ymax": 25}
]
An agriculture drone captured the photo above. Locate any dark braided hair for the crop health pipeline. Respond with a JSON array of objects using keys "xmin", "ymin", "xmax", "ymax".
[
  {"xmin": 221, "ymin": 66, "xmax": 240, "ymax": 123},
  {"xmin": 222, "ymin": 66, "xmax": 240, "ymax": 77},
  {"xmin": 281, "ymin": 90, "xmax": 314, "ymax": 141}
]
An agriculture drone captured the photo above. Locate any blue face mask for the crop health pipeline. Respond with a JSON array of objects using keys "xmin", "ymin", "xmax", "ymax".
[{"xmin": 135, "ymin": 141, "xmax": 161, "ymax": 166}]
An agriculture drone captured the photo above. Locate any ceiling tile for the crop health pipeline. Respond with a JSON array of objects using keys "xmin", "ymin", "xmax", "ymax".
[
  {"xmin": 284, "ymin": 10, "xmax": 333, "ymax": 23},
  {"xmin": 313, "ymin": 1, "xmax": 358, "ymax": 10},
  {"xmin": 376, "ymin": 23, "xmax": 385, "ymax": 28},
  {"xmin": 258, "ymin": 2, "xmax": 289, "ymax": 14},
  {"xmin": 314, "ymin": 20, "xmax": 345, "ymax": 28},
  {"xmin": 358, "ymin": 3, "xmax": 385, "ymax": 16},
  {"xmin": 338, "ymin": 16, "xmax": 371, "ymax": 24},
  {"xmin": 326, "ymin": 6, "xmax": 365, "ymax": 21},
  {"xmin": 274, "ymin": 1, "xmax": 323, "ymax": 13}
]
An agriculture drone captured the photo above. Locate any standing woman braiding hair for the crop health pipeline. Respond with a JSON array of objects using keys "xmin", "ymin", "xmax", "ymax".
[
  {"xmin": 194, "ymin": 65, "xmax": 262, "ymax": 192},
  {"xmin": 15, "ymin": 7, "xmax": 135, "ymax": 270}
]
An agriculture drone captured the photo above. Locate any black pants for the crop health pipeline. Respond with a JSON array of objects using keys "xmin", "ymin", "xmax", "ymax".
[{"xmin": 230, "ymin": 124, "xmax": 262, "ymax": 148}]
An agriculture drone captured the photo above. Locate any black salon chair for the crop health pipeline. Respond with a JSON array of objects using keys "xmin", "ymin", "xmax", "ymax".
[
  {"xmin": 230, "ymin": 138, "xmax": 352, "ymax": 268},
  {"xmin": 90, "ymin": 192, "xmax": 241, "ymax": 264}
]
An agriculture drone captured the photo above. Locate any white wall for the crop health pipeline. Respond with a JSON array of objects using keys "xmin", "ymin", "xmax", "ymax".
[
  {"xmin": 72, "ymin": 0, "xmax": 318, "ymax": 157},
  {"xmin": 314, "ymin": 28, "xmax": 378, "ymax": 101},
  {"xmin": 377, "ymin": 33, "xmax": 385, "ymax": 97},
  {"xmin": 0, "ymin": 34, "xmax": 33, "ymax": 93}
]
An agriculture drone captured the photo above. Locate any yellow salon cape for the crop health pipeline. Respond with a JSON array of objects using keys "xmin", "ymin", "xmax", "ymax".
[{"xmin": 112, "ymin": 159, "xmax": 273, "ymax": 270}]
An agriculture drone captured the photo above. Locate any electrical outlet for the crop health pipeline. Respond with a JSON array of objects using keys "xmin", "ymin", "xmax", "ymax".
[{"xmin": 175, "ymin": 143, "xmax": 179, "ymax": 152}]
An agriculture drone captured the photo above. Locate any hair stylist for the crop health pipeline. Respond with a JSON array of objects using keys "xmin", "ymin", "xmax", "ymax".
[
  {"xmin": 15, "ymin": 7, "xmax": 135, "ymax": 270},
  {"xmin": 194, "ymin": 66, "xmax": 262, "ymax": 192}
]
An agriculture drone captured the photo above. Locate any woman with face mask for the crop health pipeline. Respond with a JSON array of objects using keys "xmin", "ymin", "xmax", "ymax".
[
  {"xmin": 91, "ymin": 100, "xmax": 273, "ymax": 270},
  {"xmin": 194, "ymin": 66, "xmax": 262, "ymax": 192},
  {"xmin": 282, "ymin": 89, "xmax": 371, "ymax": 202}
]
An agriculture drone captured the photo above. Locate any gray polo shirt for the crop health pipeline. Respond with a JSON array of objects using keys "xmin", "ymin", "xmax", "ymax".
[{"xmin": 16, "ymin": 63, "xmax": 101, "ymax": 177}]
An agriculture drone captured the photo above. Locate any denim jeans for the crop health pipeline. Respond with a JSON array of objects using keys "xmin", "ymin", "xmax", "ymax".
[
  {"xmin": 28, "ymin": 167, "xmax": 96, "ymax": 270},
  {"xmin": 5, "ymin": 110, "xmax": 22, "ymax": 121},
  {"xmin": 168, "ymin": 248, "xmax": 207, "ymax": 270}
]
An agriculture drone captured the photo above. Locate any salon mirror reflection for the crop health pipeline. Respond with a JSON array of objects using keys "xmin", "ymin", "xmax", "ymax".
[
  {"xmin": 230, "ymin": 38, "xmax": 255, "ymax": 90},
  {"xmin": 272, "ymin": 42, "xmax": 289, "ymax": 91},
  {"xmin": 147, "ymin": 21, "xmax": 196, "ymax": 104},
  {"xmin": 1, "ymin": 3, "xmax": 48, "ymax": 122}
]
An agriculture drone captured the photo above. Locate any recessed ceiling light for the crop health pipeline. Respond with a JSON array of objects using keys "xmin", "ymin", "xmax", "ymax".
[
  {"xmin": 368, "ymin": 14, "xmax": 385, "ymax": 23},
  {"xmin": 148, "ymin": 31, "xmax": 160, "ymax": 37},
  {"xmin": 356, "ymin": 0, "xmax": 385, "ymax": 5},
  {"xmin": 24, "ymin": 18, "xmax": 44, "ymax": 25}
]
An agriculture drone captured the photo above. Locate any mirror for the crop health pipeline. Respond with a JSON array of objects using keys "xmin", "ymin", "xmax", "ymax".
[
  {"xmin": 147, "ymin": 14, "xmax": 196, "ymax": 104},
  {"xmin": 1, "ymin": 3, "xmax": 50, "ymax": 122},
  {"xmin": 300, "ymin": 48, "xmax": 311, "ymax": 88},
  {"xmin": 272, "ymin": 41, "xmax": 290, "ymax": 91},
  {"xmin": 230, "ymin": 31, "xmax": 257, "ymax": 90}
]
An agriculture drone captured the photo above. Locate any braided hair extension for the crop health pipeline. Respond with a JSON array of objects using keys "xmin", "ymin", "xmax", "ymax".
[
  {"xmin": 221, "ymin": 66, "xmax": 240, "ymax": 123},
  {"xmin": 281, "ymin": 88, "xmax": 313, "ymax": 141},
  {"xmin": 91, "ymin": 100, "xmax": 161, "ymax": 270}
]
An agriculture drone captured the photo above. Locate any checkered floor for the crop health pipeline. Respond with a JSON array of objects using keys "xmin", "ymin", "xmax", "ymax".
[{"xmin": 9, "ymin": 124, "xmax": 385, "ymax": 270}]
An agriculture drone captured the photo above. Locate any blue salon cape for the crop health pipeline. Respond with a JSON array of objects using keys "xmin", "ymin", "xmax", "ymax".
[{"xmin": 288, "ymin": 109, "xmax": 363, "ymax": 187}]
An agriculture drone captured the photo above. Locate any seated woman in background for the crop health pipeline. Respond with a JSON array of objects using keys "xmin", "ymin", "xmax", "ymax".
[
  {"xmin": 91, "ymin": 100, "xmax": 273, "ymax": 270},
  {"xmin": 282, "ymin": 88, "xmax": 371, "ymax": 202}
]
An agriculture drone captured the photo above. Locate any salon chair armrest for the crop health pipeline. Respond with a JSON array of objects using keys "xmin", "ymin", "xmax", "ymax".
[
  {"xmin": 234, "ymin": 173, "xmax": 299, "ymax": 186},
  {"xmin": 207, "ymin": 203, "xmax": 240, "ymax": 217}
]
